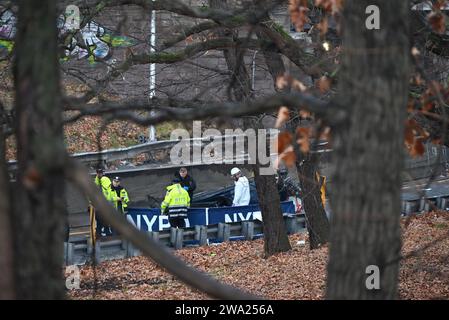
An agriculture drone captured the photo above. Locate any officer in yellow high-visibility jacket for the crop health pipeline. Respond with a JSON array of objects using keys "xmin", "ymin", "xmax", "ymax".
[
  {"xmin": 161, "ymin": 178, "xmax": 191, "ymax": 228},
  {"xmin": 111, "ymin": 176, "xmax": 130, "ymax": 214},
  {"xmin": 94, "ymin": 168, "xmax": 113, "ymax": 201},
  {"xmin": 94, "ymin": 168, "xmax": 114, "ymax": 236}
]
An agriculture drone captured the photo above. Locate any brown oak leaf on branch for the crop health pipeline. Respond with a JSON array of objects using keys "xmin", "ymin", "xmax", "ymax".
[
  {"xmin": 428, "ymin": 11, "xmax": 446, "ymax": 34},
  {"xmin": 289, "ymin": 0, "xmax": 310, "ymax": 32}
]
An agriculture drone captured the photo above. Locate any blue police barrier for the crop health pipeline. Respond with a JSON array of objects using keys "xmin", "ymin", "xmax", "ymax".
[{"xmin": 126, "ymin": 201, "xmax": 296, "ymax": 232}]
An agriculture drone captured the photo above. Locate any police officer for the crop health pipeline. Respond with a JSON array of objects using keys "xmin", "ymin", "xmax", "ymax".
[
  {"xmin": 161, "ymin": 178, "xmax": 190, "ymax": 228},
  {"xmin": 94, "ymin": 168, "xmax": 113, "ymax": 236},
  {"xmin": 111, "ymin": 176, "xmax": 130, "ymax": 214}
]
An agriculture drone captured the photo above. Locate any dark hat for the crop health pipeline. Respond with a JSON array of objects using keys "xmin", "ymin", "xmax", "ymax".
[
  {"xmin": 96, "ymin": 168, "xmax": 104, "ymax": 173},
  {"xmin": 113, "ymin": 176, "xmax": 120, "ymax": 181}
]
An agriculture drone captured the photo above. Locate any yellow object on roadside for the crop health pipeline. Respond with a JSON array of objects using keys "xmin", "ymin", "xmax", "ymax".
[
  {"xmin": 89, "ymin": 205, "xmax": 96, "ymax": 246},
  {"xmin": 316, "ymin": 172, "xmax": 326, "ymax": 206}
]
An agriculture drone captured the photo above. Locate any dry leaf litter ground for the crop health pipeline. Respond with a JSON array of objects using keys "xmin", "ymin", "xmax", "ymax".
[{"xmin": 69, "ymin": 211, "xmax": 449, "ymax": 300}]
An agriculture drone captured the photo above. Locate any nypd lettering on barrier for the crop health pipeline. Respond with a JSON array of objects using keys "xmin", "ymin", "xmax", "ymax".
[
  {"xmin": 126, "ymin": 214, "xmax": 141, "ymax": 229},
  {"xmin": 126, "ymin": 201, "xmax": 294, "ymax": 231},
  {"xmin": 224, "ymin": 211, "xmax": 261, "ymax": 223},
  {"xmin": 127, "ymin": 214, "xmax": 189, "ymax": 231},
  {"xmin": 160, "ymin": 216, "xmax": 173, "ymax": 230},
  {"xmin": 142, "ymin": 214, "xmax": 156, "ymax": 230}
]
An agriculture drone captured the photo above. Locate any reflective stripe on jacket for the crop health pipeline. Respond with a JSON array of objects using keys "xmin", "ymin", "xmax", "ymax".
[
  {"xmin": 111, "ymin": 186, "xmax": 130, "ymax": 213},
  {"xmin": 161, "ymin": 183, "xmax": 190, "ymax": 213}
]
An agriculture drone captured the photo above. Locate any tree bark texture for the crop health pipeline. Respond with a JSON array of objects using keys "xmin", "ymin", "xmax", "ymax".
[
  {"xmin": 13, "ymin": 0, "xmax": 67, "ymax": 299},
  {"xmin": 326, "ymin": 0, "xmax": 410, "ymax": 299}
]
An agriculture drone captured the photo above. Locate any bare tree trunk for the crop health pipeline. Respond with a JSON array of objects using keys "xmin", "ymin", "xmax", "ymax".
[
  {"xmin": 13, "ymin": 0, "xmax": 66, "ymax": 299},
  {"xmin": 253, "ymin": 9, "xmax": 292, "ymax": 255},
  {"xmin": 297, "ymin": 152, "xmax": 330, "ymax": 249},
  {"xmin": 0, "ymin": 106, "xmax": 15, "ymax": 299},
  {"xmin": 249, "ymin": 123, "xmax": 291, "ymax": 256},
  {"xmin": 254, "ymin": 166, "xmax": 292, "ymax": 256},
  {"xmin": 326, "ymin": 0, "xmax": 410, "ymax": 299},
  {"xmin": 256, "ymin": 12, "xmax": 331, "ymax": 250},
  {"xmin": 210, "ymin": 0, "xmax": 291, "ymax": 257}
]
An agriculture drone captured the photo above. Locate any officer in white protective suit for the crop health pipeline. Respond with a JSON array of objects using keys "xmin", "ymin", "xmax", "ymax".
[{"xmin": 230, "ymin": 167, "xmax": 251, "ymax": 206}]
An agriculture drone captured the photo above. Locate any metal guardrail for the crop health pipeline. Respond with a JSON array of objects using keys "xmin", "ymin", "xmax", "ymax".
[
  {"xmin": 8, "ymin": 134, "xmax": 333, "ymax": 174},
  {"xmin": 402, "ymin": 195, "xmax": 449, "ymax": 215},
  {"xmin": 64, "ymin": 189, "xmax": 449, "ymax": 266},
  {"xmin": 64, "ymin": 214, "xmax": 306, "ymax": 265},
  {"xmin": 8, "ymin": 134, "xmax": 250, "ymax": 171}
]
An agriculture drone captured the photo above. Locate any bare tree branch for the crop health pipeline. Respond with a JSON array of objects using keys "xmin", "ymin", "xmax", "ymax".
[
  {"xmin": 64, "ymin": 92, "xmax": 341, "ymax": 125},
  {"xmin": 64, "ymin": 37, "xmax": 263, "ymax": 105},
  {"xmin": 66, "ymin": 158, "xmax": 261, "ymax": 300},
  {"xmin": 71, "ymin": 0, "xmax": 287, "ymax": 25},
  {"xmin": 160, "ymin": 21, "xmax": 220, "ymax": 50}
]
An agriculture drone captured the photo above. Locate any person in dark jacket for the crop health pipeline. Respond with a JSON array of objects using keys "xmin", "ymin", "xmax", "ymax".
[{"xmin": 174, "ymin": 167, "xmax": 196, "ymax": 199}]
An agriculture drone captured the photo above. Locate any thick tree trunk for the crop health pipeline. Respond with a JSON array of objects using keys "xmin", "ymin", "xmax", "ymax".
[
  {"xmin": 210, "ymin": 0, "xmax": 291, "ymax": 256},
  {"xmin": 13, "ymin": 0, "xmax": 66, "ymax": 299},
  {"xmin": 0, "ymin": 109, "xmax": 15, "ymax": 299},
  {"xmin": 254, "ymin": 166, "xmax": 292, "ymax": 256},
  {"xmin": 297, "ymin": 153, "xmax": 330, "ymax": 249},
  {"xmin": 326, "ymin": 1, "xmax": 410, "ymax": 299},
  {"xmin": 284, "ymin": 115, "xmax": 330, "ymax": 250}
]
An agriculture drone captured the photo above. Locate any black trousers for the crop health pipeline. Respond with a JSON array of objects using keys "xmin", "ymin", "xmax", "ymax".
[
  {"xmin": 95, "ymin": 212, "xmax": 111, "ymax": 236},
  {"xmin": 168, "ymin": 216, "xmax": 186, "ymax": 228},
  {"xmin": 165, "ymin": 206, "xmax": 188, "ymax": 229}
]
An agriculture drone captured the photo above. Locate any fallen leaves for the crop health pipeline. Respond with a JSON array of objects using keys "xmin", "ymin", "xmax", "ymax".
[
  {"xmin": 399, "ymin": 211, "xmax": 449, "ymax": 299},
  {"xmin": 69, "ymin": 211, "xmax": 449, "ymax": 300},
  {"xmin": 63, "ymin": 114, "xmax": 144, "ymax": 154}
]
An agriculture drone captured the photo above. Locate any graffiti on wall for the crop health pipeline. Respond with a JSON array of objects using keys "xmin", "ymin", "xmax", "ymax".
[
  {"xmin": 0, "ymin": 8, "xmax": 137, "ymax": 64},
  {"xmin": 0, "ymin": 9, "xmax": 16, "ymax": 58}
]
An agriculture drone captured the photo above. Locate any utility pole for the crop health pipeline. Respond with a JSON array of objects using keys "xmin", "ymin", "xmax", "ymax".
[{"xmin": 148, "ymin": 1, "xmax": 157, "ymax": 142}]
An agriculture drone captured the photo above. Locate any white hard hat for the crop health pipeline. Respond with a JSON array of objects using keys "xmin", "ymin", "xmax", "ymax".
[{"xmin": 230, "ymin": 167, "xmax": 241, "ymax": 175}]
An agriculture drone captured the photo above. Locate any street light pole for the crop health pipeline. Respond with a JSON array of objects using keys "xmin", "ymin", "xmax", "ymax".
[{"xmin": 148, "ymin": 1, "xmax": 157, "ymax": 142}]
